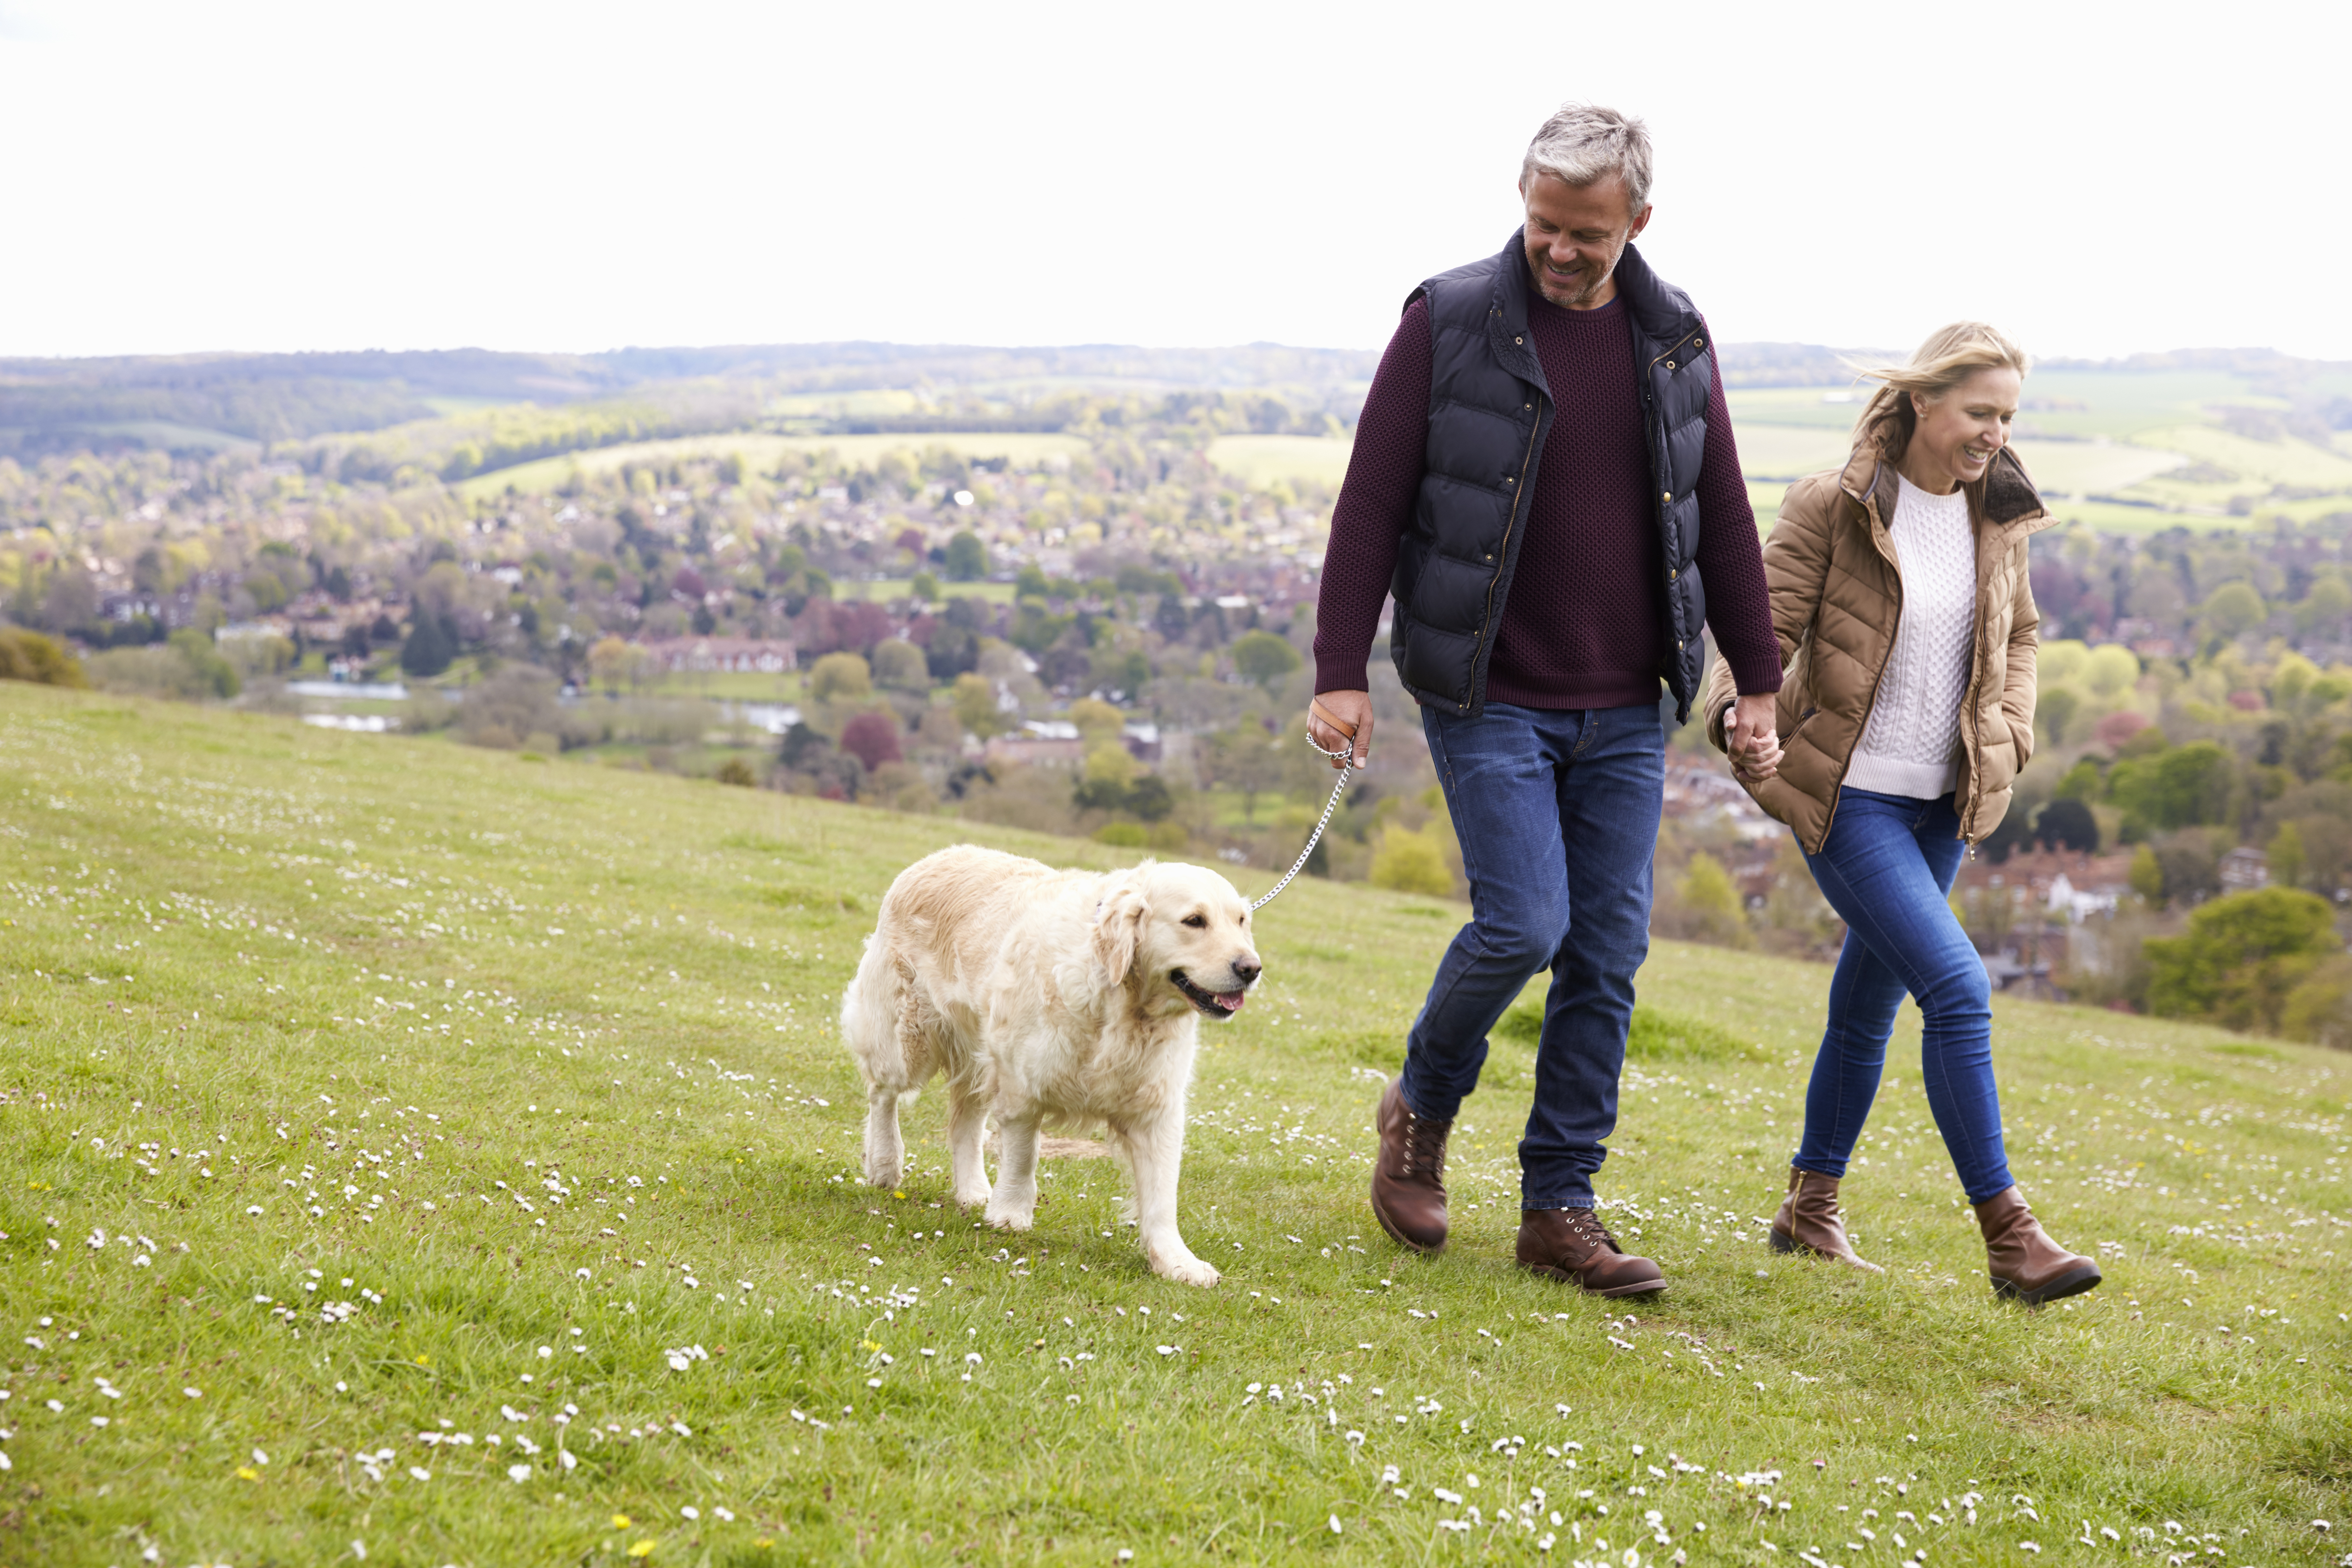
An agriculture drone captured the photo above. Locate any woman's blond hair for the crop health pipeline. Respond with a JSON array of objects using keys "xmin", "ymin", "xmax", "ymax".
[{"xmin": 1849, "ymin": 322, "xmax": 2030, "ymax": 463}]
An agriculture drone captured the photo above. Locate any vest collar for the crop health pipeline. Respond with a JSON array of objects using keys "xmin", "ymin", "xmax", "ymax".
[
  {"xmin": 1608, "ymin": 239, "xmax": 1703, "ymax": 348},
  {"xmin": 1489, "ymin": 231, "xmax": 1699, "ymax": 389},
  {"xmin": 1487, "ymin": 231, "xmax": 1547, "ymax": 389}
]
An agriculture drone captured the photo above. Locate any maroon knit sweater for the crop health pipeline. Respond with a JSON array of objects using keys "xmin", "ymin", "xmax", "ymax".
[{"xmin": 1314, "ymin": 290, "xmax": 1783, "ymax": 710}]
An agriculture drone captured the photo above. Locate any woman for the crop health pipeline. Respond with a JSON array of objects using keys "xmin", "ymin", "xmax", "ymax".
[{"xmin": 1702, "ymin": 321, "xmax": 2100, "ymax": 1306}]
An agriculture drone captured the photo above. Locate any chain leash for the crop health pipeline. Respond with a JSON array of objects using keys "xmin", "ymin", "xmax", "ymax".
[{"xmin": 1250, "ymin": 733, "xmax": 1360, "ymax": 913}]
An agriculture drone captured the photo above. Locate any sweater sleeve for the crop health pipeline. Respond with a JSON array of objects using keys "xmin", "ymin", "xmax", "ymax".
[
  {"xmin": 1691, "ymin": 342, "xmax": 1784, "ymax": 696},
  {"xmin": 1313, "ymin": 297, "xmax": 1432, "ymax": 694}
]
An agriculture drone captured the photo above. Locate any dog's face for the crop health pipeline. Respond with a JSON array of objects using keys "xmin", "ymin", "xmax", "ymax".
[{"xmin": 1094, "ymin": 861, "xmax": 1262, "ymax": 1020}]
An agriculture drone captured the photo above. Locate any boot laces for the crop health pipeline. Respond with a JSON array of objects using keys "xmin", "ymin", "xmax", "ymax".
[
  {"xmin": 1398, "ymin": 1108, "xmax": 1449, "ymax": 1179},
  {"xmin": 1566, "ymin": 1209, "xmax": 1617, "ymax": 1251}
]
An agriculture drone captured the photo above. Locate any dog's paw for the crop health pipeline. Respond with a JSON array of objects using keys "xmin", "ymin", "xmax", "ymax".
[
  {"xmin": 983, "ymin": 1205, "xmax": 1035, "ymax": 1232},
  {"xmin": 952, "ymin": 1185, "xmax": 993, "ymax": 1210},
  {"xmin": 1151, "ymin": 1252, "xmax": 1221, "ymax": 1288},
  {"xmin": 862, "ymin": 1161, "xmax": 903, "ymax": 1190}
]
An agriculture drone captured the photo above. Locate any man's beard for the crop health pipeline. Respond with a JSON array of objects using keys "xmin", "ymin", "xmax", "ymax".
[{"xmin": 1529, "ymin": 251, "xmax": 1615, "ymax": 308}]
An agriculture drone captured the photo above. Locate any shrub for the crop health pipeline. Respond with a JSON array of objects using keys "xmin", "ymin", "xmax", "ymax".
[
  {"xmin": 839, "ymin": 711, "xmax": 904, "ymax": 771},
  {"xmin": 1231, "ymin": 630, "xmax": 1303, "ymax": 692},
  {"xmin": 2035, "ymin": 797, "xmax": 2100, "ymax": 853},
  {"xmin": 2281, "ymin": 954, "xmax": 2352, "ymax": 1048},
  {"xmin": 87, "ymin": 640, "xmax": 234, "ymax": 702},
  {"xmin": 457, "ymin": 668, "xmax": 559, "ymax": 749},
  {"xmin": 2144, "ymin": 886, "xmax": 2339, "ymax": 1033},
  {"xmin": 2109, "ymin": 739, "xmax": 2233, "ymax": 834},
  {"xmin": 807, "ymin": 651, "xmax": 872, "ymax": 701},
  {"xmin": 400, "ymin": 615, "xmax": 456, "ymax": 678},
  {"xmin": 0, "ymin": 627, "xmax": 87, "ymax": 688},
  {"xmin": 1369, "ymin": 825, "xmax": 1453, "ymax": 897},
  {"xmin": 943, "ymin": 531, "xmax": 988, "ymax": 582},
  {"xmin": 1671, "ymin": 852, "xmax": 1751, "ymax": 948},
  {"xmin": 715, "ymin": 756, "xmax": 758, "ymax": 787},
  {"xmin": 871, "ymin": 639, "xmax": 930, "ymax": 693}
]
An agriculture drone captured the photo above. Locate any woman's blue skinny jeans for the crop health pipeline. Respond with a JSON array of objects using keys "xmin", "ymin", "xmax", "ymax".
[{"xmin": 1794, "ymin": 787, "xmax": 2015, "ymax": 1204}]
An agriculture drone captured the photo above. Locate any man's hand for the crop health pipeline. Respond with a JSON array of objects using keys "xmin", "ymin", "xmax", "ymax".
[
  {"xmin": 1308, "ymin": 690, "xmax": 1373, "ymax": 770},
  {"xmin": 1726, "ymin": 692, "xmax": 1782, "ymax": 781}
]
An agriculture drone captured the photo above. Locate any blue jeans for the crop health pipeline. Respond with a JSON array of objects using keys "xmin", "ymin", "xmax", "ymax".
[
  {"xmin": 1796, "ymin": 788, "xmax": 2014, "ymax": 1203},
  {"xmin": 1397, "ymin": 700, "xmax": 1663, "ymax": 1210}
]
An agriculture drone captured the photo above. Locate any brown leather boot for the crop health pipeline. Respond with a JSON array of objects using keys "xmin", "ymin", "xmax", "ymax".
[
  {"xmin": 1973, "ymin": 1186, "xmax": 2101, "ymax": 1305},
  {"xmin": 1369, "ymin": 1078, "xmax": 1451, "ymax": 1253},
  {"xmin": 1769, "ymin": 1167, "xmax": 1883, "ymax": 1272},
  {"xmin": 1516, "ymin": 1207, "xmax": 1667, "ymax": 1297}
]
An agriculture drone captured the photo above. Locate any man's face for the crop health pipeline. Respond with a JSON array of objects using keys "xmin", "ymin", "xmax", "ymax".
[{"xmin": 1519, "ymin": 171, "xmax": 1652, "ymax": 309}]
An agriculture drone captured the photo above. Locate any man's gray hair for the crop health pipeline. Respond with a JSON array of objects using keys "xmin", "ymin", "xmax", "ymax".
[{"xmin": 1522, "ymin": 103, "xmax": 1653, "ymax": 212}]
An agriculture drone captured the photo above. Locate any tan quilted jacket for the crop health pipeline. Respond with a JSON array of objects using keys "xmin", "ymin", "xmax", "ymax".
[{"xmin": 1702, "ymin": 442, "xmax": 2056, "ymax": 853}]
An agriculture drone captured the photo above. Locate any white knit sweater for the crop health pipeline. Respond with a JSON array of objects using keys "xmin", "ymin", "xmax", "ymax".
[{"xmin": 1846, "ymin": 474, "xmax": 1977, "ymax": 799}]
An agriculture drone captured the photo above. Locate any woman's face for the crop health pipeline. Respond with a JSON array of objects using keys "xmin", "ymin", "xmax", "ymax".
[{"xmin": 1907, "ymin": 366, "xmax": 2022, "ymax": 494}]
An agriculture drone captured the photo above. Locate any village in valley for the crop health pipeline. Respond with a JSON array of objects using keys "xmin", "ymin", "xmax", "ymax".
[{"xmin": 10, "ymin": 342, "xmax": 2352, "ymax": 1036}]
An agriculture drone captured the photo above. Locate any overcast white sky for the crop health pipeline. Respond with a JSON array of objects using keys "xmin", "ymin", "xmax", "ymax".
[{"xmin": 2, "ymin": 0, "xmax": 2345, "ymax": 363}]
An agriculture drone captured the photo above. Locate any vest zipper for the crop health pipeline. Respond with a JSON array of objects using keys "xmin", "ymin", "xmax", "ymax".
[
  {"xmin": 1473, "ymin": 401, "xmax": 1544, "ymax": 709},
  {"xmin": 1646, "ymin": 328, "xmax": 1700, "ymax": 374},
  {"xmin": 1645, "ymin": 329, "xmax": 1702, "ymax": 665}
]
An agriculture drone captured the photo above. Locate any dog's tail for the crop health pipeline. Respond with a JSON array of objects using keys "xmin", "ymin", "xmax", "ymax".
[
  {"xmin": 844, "ymin": 932, "xmax": 929, "ymax": 1189},
  {"xmin": 840, "ymin": 932, "xmax": 908, "ymax": 1089}
]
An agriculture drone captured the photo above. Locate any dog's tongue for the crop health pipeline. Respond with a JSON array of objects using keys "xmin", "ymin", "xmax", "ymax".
[{"xmin": 1214, "ymin": 990, "xmax": 1246, "ymax": 1013}]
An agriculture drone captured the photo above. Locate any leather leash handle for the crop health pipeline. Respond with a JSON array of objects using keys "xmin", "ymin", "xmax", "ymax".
[{"xmin": 1308, "ymin": 695, "xmax": 1358, "ymax": 741}]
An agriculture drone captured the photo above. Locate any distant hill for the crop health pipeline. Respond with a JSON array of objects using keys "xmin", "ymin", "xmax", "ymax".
[
  {"xmin": 5, "ymin": 338, "xmax": 2346, "ymax": 468},
  {"xmin": 0, "ymin": 342, "xmax": 1384, "ymax": 458}
]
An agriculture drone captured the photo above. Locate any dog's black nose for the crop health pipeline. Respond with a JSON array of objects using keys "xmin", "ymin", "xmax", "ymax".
[{"xmin": 1232, "ymin": 958, "xmax": 1262, "ymax": 986}]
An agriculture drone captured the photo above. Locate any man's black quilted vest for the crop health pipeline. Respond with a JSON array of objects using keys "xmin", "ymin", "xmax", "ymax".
[{"xmin": 1387, "ymin": 231, "xmax": 1714, "ymax": 722}]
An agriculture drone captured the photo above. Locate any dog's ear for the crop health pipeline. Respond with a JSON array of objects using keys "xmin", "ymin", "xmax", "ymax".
[{"xmin": 1093, "ymin": 878, "xmax": 1150, "ymax": 986}]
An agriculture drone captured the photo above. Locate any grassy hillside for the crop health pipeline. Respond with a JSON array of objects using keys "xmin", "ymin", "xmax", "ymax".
[{"xmin": 0, "ymin": 683, "xmax": 2346, "ymax": 1567}]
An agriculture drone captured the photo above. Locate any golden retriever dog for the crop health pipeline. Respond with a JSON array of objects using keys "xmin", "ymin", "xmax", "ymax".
[{"xmin": 840, "ymin": 845, "xmax": 1261, "ymax": 1286}]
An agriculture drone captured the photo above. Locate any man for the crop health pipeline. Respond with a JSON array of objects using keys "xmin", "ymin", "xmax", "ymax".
[{"xmin": 1309, "ymin": 103, "xmax": 1784, "ymax": 1297}]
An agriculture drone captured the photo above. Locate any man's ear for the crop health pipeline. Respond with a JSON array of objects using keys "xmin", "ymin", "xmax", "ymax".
[
  {"xmin": 1627, "ymin": 202, "xmax": 1654, "ymax": 241},
  {"xmin": 1093, "ymin": 879, "xmax": 1149, "ymax": 986}
]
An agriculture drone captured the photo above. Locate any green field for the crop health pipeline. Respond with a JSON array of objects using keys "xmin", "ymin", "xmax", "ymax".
[
  {"xmin": 458, "ymin": 433, "xmax": 1094, "ymax": 501},
  {"xmin": 1207, "ymin": 436, "xmax": 1357, "ymax": 490},
  {"xmin": 1, "ymin": 682, "xmax": 2347, "ymax": 1566},
  {"xmin": 836, "ymin": 578, "xmax": 1020, "ymax": 607}
]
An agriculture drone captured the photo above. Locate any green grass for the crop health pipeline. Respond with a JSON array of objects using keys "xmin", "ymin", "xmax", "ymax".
[
  {"xmin": 1733, "ymin": 426, "xmax": 1856, "ymax": 483},
  {"xmin": 1725, "ymin": 390, "xmax": 1874, "ymax": 432},
  {"xmin": 1, "ymin": 681, "xmax": 2347, "ymax": 1566},
  {"xmin": 1206, "ymin": 436, "xmax": 1355, "ymax": 490},
  {"xmin": 836, "ymin": 578, "xmax": 1020, "ymax": 607},
  {"xmin": 2006, "ymin": 441, "xmax": 2187, "ymax": 496}
]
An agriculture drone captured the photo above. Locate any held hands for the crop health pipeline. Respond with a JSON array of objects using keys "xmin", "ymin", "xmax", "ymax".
[
  {"xmin": 1726, "ymin": 692, "xmax": 1783, "ymax": 782},
  {"xmin": 1308, "ymin": 691, "xmax": 1373, "ymax": 770}
]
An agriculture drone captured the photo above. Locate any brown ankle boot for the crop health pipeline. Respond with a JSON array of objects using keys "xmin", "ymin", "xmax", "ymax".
[
  {"xmin": 1769, "ymin": 1167, "xmax": 1882, "ymax": 1272},
  {"xmin": 1516, "ymin": 1207, "xmax": 1667, "ymax": 1297},
  {"xmin": 1973, "ymin": 1186, "xmax": 2100, "ymax": 1305},
  {"xmin": 1369, "ymin": 1078, "xmax": 1451, "ymax": 1253}
]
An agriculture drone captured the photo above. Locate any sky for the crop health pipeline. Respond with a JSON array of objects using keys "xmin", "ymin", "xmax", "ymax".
[{"xmin": 2, "ymin": 0, "xmax": 2346, "ymax": 363}]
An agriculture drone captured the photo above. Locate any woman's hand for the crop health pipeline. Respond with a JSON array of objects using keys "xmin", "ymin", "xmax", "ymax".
[{"xmin": 1726, "ymin": 693, "xmax": 1782, "ymax": 781}]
